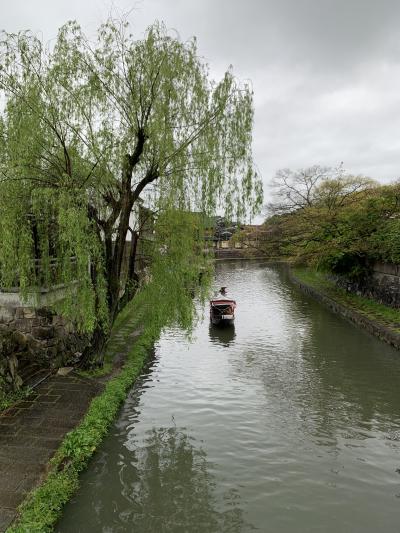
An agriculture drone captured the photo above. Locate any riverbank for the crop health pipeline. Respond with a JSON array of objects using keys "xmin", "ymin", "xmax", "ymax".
[
  {"xmin": 1, "ymin": 302, "xmax": 158, "ymax": 533},
  {"xmin": 290, "ymin": 267, "xmax": 400, "ymax": 350}
]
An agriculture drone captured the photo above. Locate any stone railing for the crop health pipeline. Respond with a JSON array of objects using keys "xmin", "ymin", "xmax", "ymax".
[{"xmin": 0, "ymin": 283, "xmax": 72, "ymax": 321}]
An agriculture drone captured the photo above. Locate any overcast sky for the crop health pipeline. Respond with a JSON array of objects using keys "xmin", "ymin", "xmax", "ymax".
[{"xmin": 3, "ymin": 0, "xmax": 400, "ymax": 209}]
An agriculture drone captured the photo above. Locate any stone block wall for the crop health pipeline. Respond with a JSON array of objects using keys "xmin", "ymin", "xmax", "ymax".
[
  {"xmin": 0, "ymin": 305, "xmax": 88, "ymax": 393},
  {"xmin": 369, "ymin": 263, "xmax": 400, "ymax": 308},
  {"xmin": 334, "ymin": 262, "xmax": 400, "ymax": 309}
]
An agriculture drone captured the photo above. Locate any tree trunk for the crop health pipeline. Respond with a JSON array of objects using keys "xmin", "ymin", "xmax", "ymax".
[
  {"xmin": 79, "ymin": 325, "xmax": 107, "ymax": 368},
  {"xmin": 118, "ymin": 231, "xmax": 139, "ymax": 311},
  {"xmin": 79, "ymin": 256, "xmax": 108, "ymax": 368},
  {"xmin": 82, "ymin": 138, "xmax": 152, "ymax": 368}
]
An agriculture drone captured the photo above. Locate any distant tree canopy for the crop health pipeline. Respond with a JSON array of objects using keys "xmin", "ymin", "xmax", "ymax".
[
  {"xmin": 267, "ymin": 164, "xmax": 375, "ymax": 215},
  {"xmin": 262, "ymin": 165, "xmax": 400, "ymax": 280},
  {"xmin": 0, "ymin": 18, "xmax": 262, "ymax": 361}
]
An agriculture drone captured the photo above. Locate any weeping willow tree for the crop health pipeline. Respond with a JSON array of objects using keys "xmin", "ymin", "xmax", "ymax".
[{"xmin": 0, "ymin": 18, "xmax": 262, "ymax": 364}]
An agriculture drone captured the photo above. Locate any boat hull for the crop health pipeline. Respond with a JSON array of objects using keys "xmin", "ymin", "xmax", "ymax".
[
  {"xmin": 210, "ymin": 314, "xmax": 235, "ymax": 326},
  {"xmin": 209, "ymin": 297, "xmax": 236, "ymax": 326}
]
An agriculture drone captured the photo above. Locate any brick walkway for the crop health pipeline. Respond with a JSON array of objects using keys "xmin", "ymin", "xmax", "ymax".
[
  {"xmin": 0, "ymin": 374, "xmax": 103, "ymax": 531},
  {"xmin": 0, "ymin": 316, "xmax": 140, "ymax": 531}
]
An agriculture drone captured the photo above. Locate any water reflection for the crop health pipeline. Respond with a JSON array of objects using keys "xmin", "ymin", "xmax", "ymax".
[
  {"xmin": 208, "ymin": 323, "xmax": 236, "ymax": 347},
  {"xmin": 272, "ymin": 267, "xmax": 400, "ymax": 439},
  {"xmin": 124, "ymin": 426, "xmax": 253, "ymax": 533},
  {"xmin": 297, "ymin": 301, "xmax": 400, "ymax": 440},
  {"xmin": 57, "ymin": 426, "xmax": 254, "ymax": 533}
]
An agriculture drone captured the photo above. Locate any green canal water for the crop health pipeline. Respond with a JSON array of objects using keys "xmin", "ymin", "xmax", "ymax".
[{"xmin": 57, "ymin": 262, "xmax": 400, "ymax": 532}]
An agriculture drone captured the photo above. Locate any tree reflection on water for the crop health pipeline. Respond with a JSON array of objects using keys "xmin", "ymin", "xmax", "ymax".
[{"xmin": 120, "ymin": 426, "xmax": 254, "ymax": 533}]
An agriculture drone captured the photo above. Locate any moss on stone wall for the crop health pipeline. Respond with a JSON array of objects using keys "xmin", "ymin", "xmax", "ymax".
[{"xmin": 0, "ymin": 308, "xmax": 88, "ymax": 397}]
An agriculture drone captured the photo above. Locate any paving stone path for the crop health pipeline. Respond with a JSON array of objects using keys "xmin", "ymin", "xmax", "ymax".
[{"xmin": 0, "ymin": 318, "xmax": 139, "ymax": 531}]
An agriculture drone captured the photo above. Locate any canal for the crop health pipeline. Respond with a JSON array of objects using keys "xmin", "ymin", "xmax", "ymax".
[{"xmin": 57, "ymin": 261, "xmax": 400, "ymax": 532}]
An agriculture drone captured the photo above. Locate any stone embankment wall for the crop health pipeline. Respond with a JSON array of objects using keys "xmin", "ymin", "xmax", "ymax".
[
  {"xmin": 0, "ymin": 300, "xmax": 87, "ymax": 393},
  {"xmin": 289, "ymin": 271, "xmax": 400, "ymax": 351},
  {"xmin": 335, "ymin": 262, "xmax": 400, "ymax": 309}
]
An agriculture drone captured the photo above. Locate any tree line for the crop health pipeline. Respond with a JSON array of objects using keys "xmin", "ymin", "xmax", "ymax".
[{"xmin": 261, "ymin": 164, "xmax": 400, "ymax": 280}]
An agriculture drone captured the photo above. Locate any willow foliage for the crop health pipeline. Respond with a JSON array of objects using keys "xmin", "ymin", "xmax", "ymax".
[{"xmin": 0, "ymin": 18, "xmax": 262, "ymax": 339}]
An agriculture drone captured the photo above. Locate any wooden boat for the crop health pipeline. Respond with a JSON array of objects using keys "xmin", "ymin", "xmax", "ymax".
[{"xmin": 210, "ymin": 288, "xmax": 236, "ymax": 325}]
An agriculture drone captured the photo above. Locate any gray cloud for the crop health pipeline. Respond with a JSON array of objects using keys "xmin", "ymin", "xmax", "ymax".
[{"xmin": 2, "ymin": 0, "xmax": 400, "ymax": 215}]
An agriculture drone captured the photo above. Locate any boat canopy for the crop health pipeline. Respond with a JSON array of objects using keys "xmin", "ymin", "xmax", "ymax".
[{"xmin": 210, "ymin": 298, "xmax": 236, "ymax": 305}]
